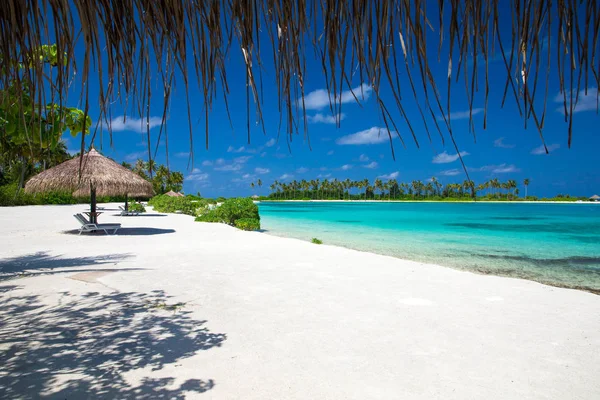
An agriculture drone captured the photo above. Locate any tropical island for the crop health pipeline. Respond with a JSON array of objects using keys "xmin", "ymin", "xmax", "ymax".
[
  {"xmin": 260, "ymin": 177, "xmax": 594, "ymax": 202},
  {"xmin": 1, "ymin": 2, "xmax": 600, "ymax": 400}
]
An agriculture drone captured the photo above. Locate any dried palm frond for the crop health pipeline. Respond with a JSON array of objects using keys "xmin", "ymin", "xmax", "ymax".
[{"xmin": 1, "ymin": 0, "xmax": 599, "ymax": 169}]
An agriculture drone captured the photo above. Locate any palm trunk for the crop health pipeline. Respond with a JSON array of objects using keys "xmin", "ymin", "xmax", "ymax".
[{"xmin": 15, "ymin": 156, "xmax": 27, "ymax": 199}]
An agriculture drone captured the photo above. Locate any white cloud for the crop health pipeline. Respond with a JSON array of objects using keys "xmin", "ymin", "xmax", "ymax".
[
  {"xmin": 359, "ymin": 154, "xmax": 369, "ymax": 162},
  {"xmin": 215, "ymin": 164, "xmax": 242, "ymax": 172},
  {"xmin": 234, "ymin": 156, "xmax": 252, "ymax": 164},
  {"xmin": 307, "ymin": 112, "xmax": 346, "ymax": 124},
  {"xmin": 327, "ymin": 150, "xmax": 334, "ymax": 156},
  {"xmin": 227, "ymin": 146, "xmax": 246, "ymax": 153},
  {"xmin": 440, "ymin": 169, "xmax": 461, "ymax": 176},
  {"xmin": 255, "ymin": 167, "xmax": 270, "ymax": 174},
  {"xmin": 187, "ymin": 170, "xmax": 209, "ymax": 182},
  {"xmin": 554, "ymin": 87, "xmax": 598, "ymax": 114},
  {"xmin": 202, "ymin": 160, "xmax": 213, "ymax": 166},
  {"xmin": 491, "ymin": 164, "xmax": 520, "ymax": 173},
  {"xmin": 296, "ymin": 167, "xmax": 309, "ymax": 173},
  {"xmin": 265, "ymin": 138, "xmax": 277, "ymax": 147},
  {"xmin": 174, "ymin": 152, "xmax": 189, "ymax": 158},
  {"xmin": 531, "ymin": 143, "xmax": 560, "ymax": 155},
  {"xmin": 438, "ymin": 108, "xmax": 484, "ymax": 121},
  {"xmin": 110, "ymin": 116, "xmax": 163, "ymax": 132},
  {"xmin": 318, "ymin": 173, "xmax": 332, "ymax": 178},
  {"xmin": 260, "ymin": 152, "xmax": 267, "ymax": 157},
  {"xmin": 432, "ymin": 151, "xmax": 470, "ymax": 164},
  {"xmin": 213, "ymin": 156, "xmax": 252, "ymax": 172},
  {"xmin": 320, "ymin": 167, "xmax": 328, "ymax": 171},
  {"xmin": 124, "ymin": 151, "xmax": 146, "ymax": 161},
  {"xmin": 301, "ymin": 83, "xmax": 372, "ymax": 110},
  {"xmin": 377, "ymin": 171, "xmax": 400, "ymax": 180},
  {"xmin": 340, "ymin": 164, "xmax": 353, "ymax": 170},
  {"xmin": 493, "ymin": 137, "xmax": 515, "ymax": 149},
  {"xmin": 336, "ymin": 127, "xmax": 394, "ymax": 145},
  {"xmin": 232, "ymin": 173, "xmax": 256, "ymax": 183},
  {"xmin": 279, "ymin": 174, "xmax": 294, "ymax": 181},
  {"xmin": 477, "ymin": 164, "xmax": 521, "ymax": 174},
  {"xmin": 363, "ymin": 161, "xmax": 378, "ymax": 169}
]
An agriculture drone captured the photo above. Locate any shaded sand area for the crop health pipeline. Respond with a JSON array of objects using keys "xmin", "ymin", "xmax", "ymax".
[{"xmin": 1, "ymin": 204, "xmax": 599, "ymax": 399}]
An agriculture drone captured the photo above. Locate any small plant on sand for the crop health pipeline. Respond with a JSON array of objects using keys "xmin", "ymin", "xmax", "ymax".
[
  {"xmin": 148, "ymin": 194, "xmax": 204, "ymax": 215},
  {"xmin": 196, "ymin": 197, "xmax": 260, "ymax": 230},
  {"xmin": 311, "ymin": 238, "xmax": 323, "ymax": 244},
  {"xmin": 234, "ymin": 218, "xmax": 261, "ymax": 231},
  {"xmin": 127, "ymin": 201, "xmax": 146, "ymax": 213}
]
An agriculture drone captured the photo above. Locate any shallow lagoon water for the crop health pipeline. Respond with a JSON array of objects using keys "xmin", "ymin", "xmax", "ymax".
[{"xmin": 259, "ymin": 202, "xmax": 600, "ymax": 293}]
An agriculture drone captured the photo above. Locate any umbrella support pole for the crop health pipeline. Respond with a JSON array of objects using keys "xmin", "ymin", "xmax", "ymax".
[
  {"xmin": 90, "ymin": 185, "xmax": 97, "ymax": 224},
  {"xmin": 125, "ymin": 193, "xmax": 128, "ymax": 211}
]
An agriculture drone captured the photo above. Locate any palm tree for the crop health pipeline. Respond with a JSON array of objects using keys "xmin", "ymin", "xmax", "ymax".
[
  {"xmin": 362, "ymin": 179, "xmax": 369, "ymax": 200},
  {"xmin": 523, "ymin": 178, "xmax": 530, "ymax": 198},
  {"xmin": 507, "ymin": 179, "xmax": 517, "ymax": 200}
]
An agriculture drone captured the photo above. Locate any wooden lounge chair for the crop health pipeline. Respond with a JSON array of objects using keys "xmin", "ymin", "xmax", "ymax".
[
  {"xmin": 74, "ymin": 213, "xmax": 121, "ymax": 235},
  {"xmin": 119, "ymin": 205, "xmax": 140, "ymax": 216}
]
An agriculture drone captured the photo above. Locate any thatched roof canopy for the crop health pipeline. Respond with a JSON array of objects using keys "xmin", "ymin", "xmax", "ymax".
[
  {"xmin": 1, "ymin": 0, "xmax": 599, "ymax": 164},
  {"xmin": 164, "ymin": 191, "xmax": 184, "ymax": 197},
  {"xmin": 590, "ymin": 195, "xmax": 600, "ymax": 201},
  {"xmin": 24, "ymin": 149, "xmax": 154, "ymax": 198}
]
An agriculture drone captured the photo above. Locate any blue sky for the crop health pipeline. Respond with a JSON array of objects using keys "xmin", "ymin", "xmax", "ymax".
[{"xmin": 62, "ymin": 12, "xmax": 599, "ymax": 198}]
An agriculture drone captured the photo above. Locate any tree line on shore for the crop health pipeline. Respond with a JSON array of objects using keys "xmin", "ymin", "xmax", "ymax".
[{"xmin": 260, "ymin": 177, "xmax": 541, "ymax": 201}]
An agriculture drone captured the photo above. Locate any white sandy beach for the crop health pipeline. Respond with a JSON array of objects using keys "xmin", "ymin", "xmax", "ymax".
[{"xmin": 1, "ymin": 203, "xmax": 599, "ymax": 399}]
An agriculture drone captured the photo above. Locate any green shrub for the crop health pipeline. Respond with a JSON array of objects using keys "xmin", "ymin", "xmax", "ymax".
[
  {"xmin": 195, "ymin": 210, "xmax": 220, "ymax": 222},
  {"xmin": 195, "ymin": 197, "xmax": 261, "ymax": 230},
  {"xmin": 311, "ymin": 238, "xmax": 323, "ymax": 244},
  {"xmin": 128, "ymin": 201, "xmax": 146, "ymax": 213},
  {"xmin": 234, "ymin": 218, "xmax": 261, "ymax": 231},
  {"xmin": 216, "ymin": 197, "xmax": 227, "ymax": 203},
  {"xmin": 148, "ymin": 194, "xmax": 204, "ymax": 215},
  {"xmin": 38, "ymin": 191, "xmax": 78, "ymax": 205},
  {"xmin": 0, "ymin": 183, "xmax": 35, "ymax": 206},
  {"xmin": 0, "ymin": 183, "xmax": 133, "ymax": 206},
  {"xmin": 215, "ymin": 197, "xmax": 259, "ymax": 225}
]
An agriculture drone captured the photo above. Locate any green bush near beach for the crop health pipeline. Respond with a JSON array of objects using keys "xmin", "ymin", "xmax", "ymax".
[
  {"xmin": 0, "ymin": 183, "xmax": 130, "ymax": 206},
  {"xmin": 195, "ymin": 197, "xmax": 260, "ymax": 230},
  {"xmin": 127, "ymin": 201, "xmax": 146, "ymax": 213},
  {"xmin": 234, "ymin": 218, "xmax": 261, "ymax": 231},
  {"xmin": 148, "ymin": 194, "xmax": 203, "ymax": 215}
]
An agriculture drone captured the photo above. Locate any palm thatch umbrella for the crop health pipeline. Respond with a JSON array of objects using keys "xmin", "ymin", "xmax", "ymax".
[
  {"xmin": 25, "ymin": 148, "xmax": 154, "ymax": 223},
  {"xmin": 1, "ymin": 0, "xmax": 598, "ymax": 170},
  {"xmin": 164, "ymin": 190, "xmax": 184, "ymax": 197},
  {"xmin": 590, "ymin": 195, "xmax": 600, "ymax": 202}
]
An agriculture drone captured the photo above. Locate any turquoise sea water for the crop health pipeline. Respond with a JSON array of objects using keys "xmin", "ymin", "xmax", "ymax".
[{"xmin": 258, "ymin": 202, "xmax": 600, "ymax": 293}]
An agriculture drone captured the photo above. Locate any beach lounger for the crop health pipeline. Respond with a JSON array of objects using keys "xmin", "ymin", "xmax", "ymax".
[
  {"xmin": 74, "ymin": 213, "xmax": 121, "ymax": 235},
  {"xmin": 119, "ymin": 205, "xmax": 140, "ymax": 216}
]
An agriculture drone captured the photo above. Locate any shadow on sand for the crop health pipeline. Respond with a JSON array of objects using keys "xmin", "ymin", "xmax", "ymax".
[
  {"xmin": 0, "ymin": 251, "xmax": 137, "ymax": 280},
  {"xmin": 62, "ymin": 228, "xmax": 176, "ymax": 236},
  {"xmin": 112, "ymin": 213, "xmax": 168, "ymax": 217},
  {"xmin": 0, "ymin": 288, "xmax": 226, "ymax": 398}
]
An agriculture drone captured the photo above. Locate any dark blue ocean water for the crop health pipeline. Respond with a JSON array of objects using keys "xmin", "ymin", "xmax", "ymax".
[{"xmin": 259, "ymin": 202, "xmax": 600, "ymax": 293}]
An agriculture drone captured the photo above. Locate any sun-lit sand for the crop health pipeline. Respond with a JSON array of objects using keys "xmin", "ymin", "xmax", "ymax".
[{"xmin": 1, "ymin": 203, "xmax": 599, "ymax": 399}]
